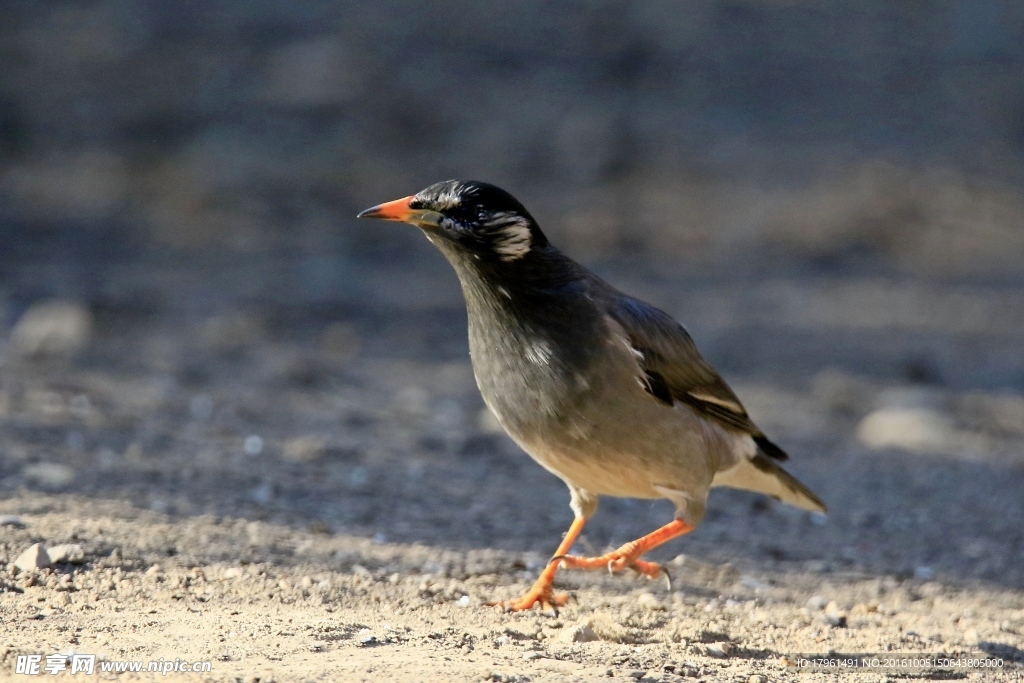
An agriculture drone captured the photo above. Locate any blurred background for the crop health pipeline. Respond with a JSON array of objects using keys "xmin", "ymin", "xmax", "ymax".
[{"xmin": 1, "ymin": 2, "xmax": 1023, "ymax": 584}]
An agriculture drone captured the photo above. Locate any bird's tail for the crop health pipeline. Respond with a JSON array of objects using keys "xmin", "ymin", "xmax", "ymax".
[{"xmin": 712, "ymin": 451, "xmax": 827, "ymax": 513}]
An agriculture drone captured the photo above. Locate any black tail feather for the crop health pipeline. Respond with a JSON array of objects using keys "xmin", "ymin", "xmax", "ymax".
[{"xmin": 753, "ymin": 435, "xmax": 788, "ymax": 461}]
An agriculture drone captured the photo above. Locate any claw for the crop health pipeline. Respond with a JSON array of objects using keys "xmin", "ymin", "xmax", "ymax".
[
  {"xmin": 607, "ymin": 560, "xmax": 615, "ymax": 575},
  {"xmin": 659, "ymin": 565, "xmax": 673, "ymax": 592},
  {"xmin": 487, "ymin": 585, "xmax": 571, "ymax": 613}
]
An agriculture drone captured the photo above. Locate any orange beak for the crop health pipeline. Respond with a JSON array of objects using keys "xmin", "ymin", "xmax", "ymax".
[
  {"xmin": 357, "ymin": 195, "xmax": 416, "ymax": 222},
  {"xmin": 357, "ymin": 196, "xmax": 445, "ymax": 227}
]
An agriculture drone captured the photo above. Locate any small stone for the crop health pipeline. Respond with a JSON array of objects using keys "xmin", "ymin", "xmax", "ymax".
[
  {"xmin": 523, "ymin": 651, "xmax": 545, "ymax": 661},
  {"xmin": 244, "ymin": 435, "xmax": 264, "ymax": 456},
  {"xmin": 456, "ymin": 595, "xmax": 472, "ymax": 608},
  {"xmin": 857, "ymin": 407, "xmax": 953, "ymax": 452},
  {"xmin": 821, "ymin": 600, "xmax": 848, "ymax": 627},
  {"xmin": 22, "ymin": 462, "xmax": 75, "ymax": 489},
  {"xmin": 0, "ymin": 515, "xmax": 25, "ymax": 527},
  {"xmin": 556, "ymin": 620, "xmax": 600, "ymax": 644},
  {"xmin": 627, "ymin": 670, "xmax": 646, "ymax": 679},
  {"xmin": 637, "ymin": 592, "xmax": 663, "ymax": 610},
  {"xmin": 10, "ymin": 299, "xmax": 92, "ymax": 357},
  {"xmin": 46, "ymin": 544, "xmax": 86, "ymax": 564},
  {"xmin": 15, "ymin": 543, "xmax": 52, "ymax": 572},
  {"xmin": 963, "ymin": 628, "xmax": 980, "ymax": 645},
  {"xmin": 823, "ymin": 612, "xmax": 848, "ymax": 628},
  {"xmin": 805, "ymin": 595, "xmax": 828, "ymax": 610},
  {"xmin": 223, "ymin": 567, "xmax": 243, "ymax": 579},
  {"xmin": 740, "ymin": 575, "xmax": 771, "ymax": 591},
  {"xmin": 52, "ymin": 592, "xmax": 72, "ymax": 607},
  {"xmin": 282, "ymin": 436, "xmax": 327, "ymax": 463},
  {"xmin": 705, "ymin": 642, "xmax": 732, "ymax": 658},
  {"xmin": 749, "ymin": 675, "xmax": 767, "ymax": 683}
]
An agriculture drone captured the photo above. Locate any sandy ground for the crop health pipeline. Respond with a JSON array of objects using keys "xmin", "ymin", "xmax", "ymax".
[{"xmin": 2, "ymin": 266, "xmax": 1024, "ymax": 682}]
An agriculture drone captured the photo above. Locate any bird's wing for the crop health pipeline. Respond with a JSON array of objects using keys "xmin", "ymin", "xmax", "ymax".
[{"xmin": 607, "ymin": 294, "xmax": 787, "ymax": 460}]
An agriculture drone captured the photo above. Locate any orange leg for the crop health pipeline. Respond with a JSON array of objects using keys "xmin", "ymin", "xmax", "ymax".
[
  {"xmin": 488, "ymin": 516, "xmax": 587, "ymax": 613},
  {"xmin": 555, "ymin": 519, "xmax": 693, "ymax": 582}
]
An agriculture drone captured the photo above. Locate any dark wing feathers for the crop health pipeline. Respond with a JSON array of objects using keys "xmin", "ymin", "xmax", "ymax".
[{"xmin": 608, "ymin": 295, "xmax": 788, "ymax": 461}]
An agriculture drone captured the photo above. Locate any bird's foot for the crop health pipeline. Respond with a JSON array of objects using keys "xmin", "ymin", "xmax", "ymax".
[
  {"xmin": 553, "ymin": 547, "xmax": 671, "ymax": 588},
  {"xmin": 486, "ymin": 580, "xmax": 571, "ymax": 614}
]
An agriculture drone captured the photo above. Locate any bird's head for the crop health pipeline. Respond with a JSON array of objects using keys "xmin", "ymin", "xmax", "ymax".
[{"xmin": 357, "ymin": 180, "xmax": 548, "ymax": 263}]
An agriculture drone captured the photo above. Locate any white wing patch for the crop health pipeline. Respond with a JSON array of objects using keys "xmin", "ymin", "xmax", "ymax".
[
  {"xmin": 687, "ymin": 391, "xmax": 744, "ymax": 414},
  {"xmin": 492, "ymin": 218, "xmax": 533, "ymax": 261}
]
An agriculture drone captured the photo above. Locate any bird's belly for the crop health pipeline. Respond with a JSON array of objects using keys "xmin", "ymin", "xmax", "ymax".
[{"xmin": 509, "ymin": 385, "xmax": 730, "ymax": 500}]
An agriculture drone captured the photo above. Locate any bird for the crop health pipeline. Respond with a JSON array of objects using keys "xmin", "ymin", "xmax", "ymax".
[{"xmin": 358, "ymin": 180, "xmax": 826, "ymax": 612}]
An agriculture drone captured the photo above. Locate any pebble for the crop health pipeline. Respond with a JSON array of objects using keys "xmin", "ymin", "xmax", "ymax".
[
  {"xmin": 282, "ymin": 436, "xmax": 327, "ymax": 463},
  {"xmin": 244, "ymin": 435, "xmax": 264, "ymax": 456},
  {"xmin": 740, "ymin": 575, "xmax": 771, "ymax": 591},
  {"xmin": 637, "ymin": 592, "xmax": 663, "ymax": 610},
  {"xmin": 456, "ymin": 595, "xmax": 472, "ymax": 608},
  {"xmin": 556, "ymin": 620, "xmax": 600, "ymax": 644},
  {"xmin": 0, "ymin": 515, "xmax": 25, "ymax": 527},
  {"xmin": 10, "ymin": 299, "xmax": 92, "ymax": 357},
  {"xmin": 805, "ymin": 595, "xmax": 828, "ymax": 610},
  {"xmin": 749, "ymin": 675, "xmax": 767, "ymax": 683},
  {"xmin": 857, "ymin": 407, "xmax": 952, "ymax": 452},
  {"xmin": 523, "ymin": 651, "xmax": 545, "ymax": 661},
  {"xmin": 822, "ymin": 612, "xmax": 848, "ymax": 628},
  {"xmin": 47, "ymin": 544, "xmax": 86, "ymax": 564},
  {"xmin": 963, "ymin": 628, "xmax": 980, "ymax": 645},
  {"xmin": 705, "ymin": 642, "xmax": 732, "ymax": 658},
  {"xmin": 22, "ymin": 462, "xmax": 76, "ymax": 489},
  {"xmin": 15, "ymin": 543, "xmax": 52, "ymax": 572},
  {"xmin": 626, "ymin": 670, "xmax": 646, "ymax": 679},
  {"xmin": 914, "ymin": 566, "xmax": 935, "ymax": 580}
]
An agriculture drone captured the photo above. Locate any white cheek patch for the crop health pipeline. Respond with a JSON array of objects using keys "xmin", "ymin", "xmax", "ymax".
[
  {"xmin": 431, "ymin": 187, "xmax": 467, "ymax": 211},
  {"xmin": 525, "ymin": 339, "xmax": 552, "ymax": 365},
  {"xmin": 492, "ymin": 219, "xmax": 533, "ymax": 261}
]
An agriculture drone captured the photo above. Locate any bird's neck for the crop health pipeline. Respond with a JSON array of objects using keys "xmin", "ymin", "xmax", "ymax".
[
  {"xmin": 446, "ymin": 246, "xmax": 589, "ymax": 329},
  {"xmin": 442, "ymin": 245, "xmax": 605, "ymax": 386}
]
